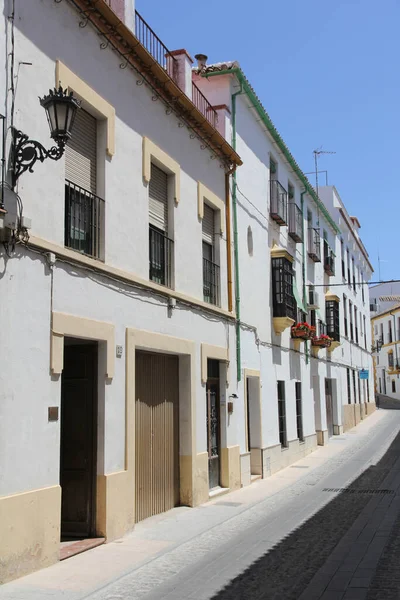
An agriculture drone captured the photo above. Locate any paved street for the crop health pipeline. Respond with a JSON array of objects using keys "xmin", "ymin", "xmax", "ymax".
[{"xmin": 1, "ymin": 399, "xmax": 399, "ymax": 600}]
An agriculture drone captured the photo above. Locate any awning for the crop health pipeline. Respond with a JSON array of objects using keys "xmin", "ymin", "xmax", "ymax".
[{"xmin": 293, "ymin": 280, "xmax": 307, "ymax": 313}]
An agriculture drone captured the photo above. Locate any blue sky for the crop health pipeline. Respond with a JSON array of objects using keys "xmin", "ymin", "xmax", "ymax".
[{"xmin": 137, "ymin": 0, "xmax": 399, "ymax": 281}]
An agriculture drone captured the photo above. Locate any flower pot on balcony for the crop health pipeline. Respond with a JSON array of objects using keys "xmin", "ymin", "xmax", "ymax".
[
  {"xmin": 291, "ymin": 323, "xmax": 316, "ymax": 341},
  {"xmin": 311, "ymin": 336, "xmax": 332, "ymax": 349}
]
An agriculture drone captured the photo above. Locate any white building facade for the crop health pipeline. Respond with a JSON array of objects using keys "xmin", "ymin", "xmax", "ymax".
[
  {"xmin": 0, "ymin": 0, "xmax": 242, "ymax": 582},
  {"xmin": 0, "ymin": 0, "xmax": 376, "ymax": 584},
  {"xmin": 194, "ymin": 62, "xmax": 376, "ymax": 481},
  {"xmin": 371, "ymin": 304, "xmax": 400, "ymax": 399}
]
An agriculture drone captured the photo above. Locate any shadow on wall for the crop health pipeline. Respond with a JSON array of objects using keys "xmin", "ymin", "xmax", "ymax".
[{"xmin": 210, "ymin": 426, "xmax": 400, "ymax": 600}]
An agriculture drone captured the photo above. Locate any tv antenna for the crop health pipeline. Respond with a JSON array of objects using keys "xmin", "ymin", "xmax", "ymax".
[{"xmin": 313, "ymin": 147, "xmax": 336, "ymax": 226}]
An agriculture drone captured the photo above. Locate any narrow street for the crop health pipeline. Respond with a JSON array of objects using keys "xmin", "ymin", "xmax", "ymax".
[{"xmin": 1, "ymin": 399, "xmax": 399, "ymax": 600}]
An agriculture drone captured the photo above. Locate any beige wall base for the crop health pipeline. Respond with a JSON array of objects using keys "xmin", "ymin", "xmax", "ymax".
[
  {"xmin": 333, "ymin": 425, "xmax": 344, "ymax": 435},
  {"xmin": 240, "ymin": 452, "xmax": 251, "ymax": 487},
  {"xmin": 316, "ymin": 429, "xmax": 329, "ymax": 446},
  {"xmin": 96, "ymin": 471, "xmax": 134, "ymax": 541},
  {"xmin": 0, "ymin": 485, "xmax": 61, "ymax": 584},
  {"xmin": 180, "ymin": 452, "xmax": 209, "ymax": 507},
  {"xmin": 261, "ymin": 435, "xmax": 317, "ymax": 478},
  {"xmin": 343, "ymin": 404, "xmax": 356, "ymax": 432},
  {"xmin": 354, "ymin": 403, "xmax": 362, "ymax": 425},
  {"xmin": 366, "ymin": 402, "xmax": 376, "ymax": 416},
  {"xmin": 220, "ymin": 446, "xmax": 241, "ymax": 491}
]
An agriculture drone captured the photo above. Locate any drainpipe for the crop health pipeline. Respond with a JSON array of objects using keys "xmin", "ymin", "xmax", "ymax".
[
  {"xmin": 225, "ymin": 166, "xmax": 236, "ymax": 313},
  {"xmin": 390, "ymin": 310, "xmax": 399, "ymax": 377},
  {"xmin": 301, "ymin": 189, "xmax": 309, "ymax": 364},
  {"xmin": 231, "ymin": 82, "xmax": 243, "ymax": 382}
]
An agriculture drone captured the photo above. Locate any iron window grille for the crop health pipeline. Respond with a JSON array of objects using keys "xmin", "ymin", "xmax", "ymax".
[
  {"xmin": 64, "ymin": 180, "xmax": 104, "ymax": 259},
  {"xmin": 295, "ymin": 382, "xmax": 304, "ymax": 442},
  {"xmin": 288, "ymin": 203, "xmax": 303, "ymax": 243},
  {"xmin": 308, "ymin": 227, "xmax": 321, "ymax": 262},
  {"xmin": 277, "ymin": 381, "xmax": 287, "ymax": 448},
  {"xmin": 326, "ymin": 300, "xmax": 340, "ymax": 342},
  {"xmin": 203, "ymin": 257, "xmax": 220, "ymax": 306},
  {"xmin": 347, "ymin": 368, "xmax": 351, "ymax": 404},
  {"xmin": 388, "ymin": 353, "xmax": 394, "ymax": 369},
  {"xmin": 272, "ymin": 257, "xmax": 296, "ymax": 320},
  {"xmin": 352, "ymin": 370, "xmax": 357, "ymax": 403},
  {"xmin": 318, "ymin": 320, "xmax": 328, "ymax": 337},
  {"xmin": 270, "ymin": 180, "xmax": 288, "ymax": 225},
  {"xmin": 323, "ymin": 240, "xmax": 335, "ymax": 276},
  {"xmin": 149, "ymin": 225, "xmax": 174, "ymax": 288}
]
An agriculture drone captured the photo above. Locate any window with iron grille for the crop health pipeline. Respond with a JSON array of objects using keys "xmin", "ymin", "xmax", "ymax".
[
  {"xmin": 347, "ymin": 368, "xmax": 351, "ymax": 404},
  {"xmin": 343, "ymin": 295, "xmax": 348, "ymax": 337},
  {"xmin": 310, "ymin": 309, "xmax": 316, "ymax": 328},
  {"xmin": 341, "ymin": 240, "xmax": 345, "ymax": 279},
  {"xmin": 64, "ymin": 108, "xmax": 103, "ymax": 259},
  {"xmin": 380, "ymin": 323, "xmax": 384, "ymax": 345},
  {"xmin": 388, "ymin": 352, "xmax": 394, "ymax": 369},
  {"xmin": 354, "ymin": 306, "xmax": 359, "ymax": 344},
  {"xmin": 361, "ymin": 274, "xmax": 365, "ymax": 302},
  {"xmin": 277, "ymin": 381, "xmax": 287, "ymax": 447},
  {"xmin": 149, "ymin": 164, "xmax": 173, "ymax": 287},
  {"xmin": 295, "ymin": 382, "xmax": 304, "ymax": 442},
  {"xmin": 392, "ymin": 379, "xmax": 396, "ymax": 393},
  {"xmin": 364, "ymin": 316, "xmax": 367, "ymax": 349},
  {"xmin": 358, "ymin": 375, "xmax": 362, "ymax": 404},
  {"xmin": 388, "ymin": 320, "xmax": 393, "ymax": 343},
  {"xmin": 202, "ymin": 204, "xmax": 220, "ymax": 306},
  {"xmin": 347, "ymin": 249, "xmax": 351, "ymax": 286},
  {"xmin": 352, "ymin": 258, "xmax": 356, "ymax": 291},
  {"xmin": 367, "ymin": 379, "xmax": 370, "ymax": 402},
  {"xmin": 271, "ymin": 257, "xmax": 296, "ymax": 320},
  {"xmin": 349, "ymin": 301, "xmax": 354, "ymax": 341},
  {"xmin": 352, "ymin": 370, "xmax": 357, "ymax": 403},
  {"xmin": 326, "ymin": 300, "xmax": 340, "ymax": 342}
]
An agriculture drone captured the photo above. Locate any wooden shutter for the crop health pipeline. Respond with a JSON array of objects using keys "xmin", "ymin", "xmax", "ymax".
[
  {"xmin": 202, "ymin": 204, "xmax": 214, "ymax": 245},
  {"xmin": 149, "ymin": 164, "xmax": 168, "ymax": 231},
  {"xmin": 65, "ymin": 109, "xmax": 97, "ymax": 193}
]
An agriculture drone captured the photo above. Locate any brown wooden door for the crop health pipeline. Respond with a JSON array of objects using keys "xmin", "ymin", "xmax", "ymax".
[
  {"xmin": 60, "ymin": 343, "xmax": 97, "ymax": 537},
  {"xmin": 135, "ymin": 352, "xmax": 179, "ymax": 523}
]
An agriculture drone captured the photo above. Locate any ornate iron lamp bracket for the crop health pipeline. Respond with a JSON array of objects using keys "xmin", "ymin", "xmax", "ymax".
[{"xmin": 13, "ymin": 129, "xmax": 66, "ymax": 186}]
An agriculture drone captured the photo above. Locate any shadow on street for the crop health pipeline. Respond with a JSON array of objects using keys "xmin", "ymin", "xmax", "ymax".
[{"xmin": 210, "ymin": 410, "xmax": 400, "ymax": 600}]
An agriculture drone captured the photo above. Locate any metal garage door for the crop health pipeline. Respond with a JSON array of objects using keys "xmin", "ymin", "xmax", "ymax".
[{"xmin": 135, "ymin": 351, "xmax": 179, "ymax": 522}]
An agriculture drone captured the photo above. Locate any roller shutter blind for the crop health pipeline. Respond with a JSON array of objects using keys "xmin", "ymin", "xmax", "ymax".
[
  {"xmin": 202, "ymin": 204, "xmax": 214, "ymax": 245},
  {"xmin": 65, "ymin": 108, "xmax": 97, "ymax": 193},
  {"xmin": 149, "ymin": 164, "xmax": 168, "ymax": 231}
]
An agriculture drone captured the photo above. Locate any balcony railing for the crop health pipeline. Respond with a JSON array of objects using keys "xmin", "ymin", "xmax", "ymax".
[
  {"xmin": 308, "ymin": 227, "xmax": 321, "ymax": 262},
  {"xmin": 149, "ymin": 226, "xmax": 174, "ymax": 288},
  {"xmin": 135, "ymin": 11, "xmax": 176, "ymax": 78},
  {"xmin": 65, "ymin": 180, "xmax": 104, "ymax": 259},
  {"xmin": 203, "ymin": 258, "xmax": 220, "ymax": 306},
  {"xmin": 288, "ymin": 203, "xmax": 303, "ymax": 243},
  {"xmin": 192, "ymin": 82, "xmax": 218, "ymax": 128},
  {"xmin": 270, "ymin": 180, "xmax": 288, "ymax": 225}
]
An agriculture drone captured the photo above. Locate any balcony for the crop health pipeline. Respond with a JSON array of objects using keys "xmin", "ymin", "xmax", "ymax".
[
  {"xmin": 270, "ymin": 180, "xmax": 288, "ymax": 226},
  {"xmin": 203, "ymin": 258, "xmax": 220, "ymax": 306},
  {"xmin": 149, "ymin": 226, "xmax": 174, "ymax": 288},
  {"xmin": 65, "ymin": 180, "xmax": 104, "ymax": 259},
  {"xmin": 134, "ymin": 11, "xmax": 217, "ymax": 128},
  {"xmin": 326, "ymin": 300, "xmax": 340, "ymax": 343},
  {"xmin": 288, "ymin": 203, "xmax": 303, "ymax": 243},
  {"xmin": 308, "ymin": 228, "xmax": 321, "ymax": 262},
  {"xmin": 324, "ymin": 252, "xmax": 335, "ymax": 276}
]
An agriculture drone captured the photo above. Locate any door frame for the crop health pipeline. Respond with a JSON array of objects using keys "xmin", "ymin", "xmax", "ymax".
[{"xmin": 60, "ymin": 340, "xmax": 98, "ymax": 538}]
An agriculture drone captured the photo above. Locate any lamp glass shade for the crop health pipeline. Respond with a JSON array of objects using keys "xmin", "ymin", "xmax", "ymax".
[{"xmin": 40, "ymin": 87, "xmax": 80, "ymax": 143}]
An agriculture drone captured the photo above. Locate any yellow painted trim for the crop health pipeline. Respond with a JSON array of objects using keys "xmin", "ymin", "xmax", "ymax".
[
  {"xmin": 382, "ymin": 341, "xmax": 400, "ymax": 349},
  {"xmin": 126, "ymin": 327, "xmax": 197, "ymax": 513},
  {"xmin": 328, "ymin": 340, "xmax": 341, "ymax": 352},
  {"xmin": 325, "ymin": 292, "xmax": 340, "ymax": 303},
  {"xmin": 142, "ymin": 137, "xmax": 180, "ymax": 203},
  {"xmin": 371, "ymin": 304, "xmax": 400, "ymax": 320},
  {"xmin": 273, "ymin": 316, "xmax": 295, "ymax": 334},
  {"xmin": 201, "ymin": 343, "xmax": 229, "ymax": 384},
  {"xmin": 28, "ymin": 236, "xmax": 235, "ymax": 321},
  {"xmin": 270, "ymin": 244, "xmax": 294, "ymax": 263},
  {"xmin": 51, "ymin": 312, "xmax": 115, "ymax": 377},
  {"xmin": 197, "ymin": 182, "xmax": 225, "ymax": 234},
  {"xmin": 56, "ymin": 60, "xmax": 115, "ymax": 156}
]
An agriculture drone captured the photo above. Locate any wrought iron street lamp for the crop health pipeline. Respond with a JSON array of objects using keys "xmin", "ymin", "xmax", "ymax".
[{"xmin": 13, "ymin": 86, "xmax": 80, "ymax": 186}]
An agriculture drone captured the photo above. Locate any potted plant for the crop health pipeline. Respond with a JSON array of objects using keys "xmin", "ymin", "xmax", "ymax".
[
  {"xmin": 311, "ymin": 334, "xmax": 332, "ymax": 348},
  {"xmin": 291, "ymin": 322, "xmax": 316, "ymax": 340}
]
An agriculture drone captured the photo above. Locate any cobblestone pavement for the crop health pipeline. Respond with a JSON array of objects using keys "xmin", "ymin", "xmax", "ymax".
[{"xmin": 0, "ymin": 402, "xmax": 399, "ymax": 600}]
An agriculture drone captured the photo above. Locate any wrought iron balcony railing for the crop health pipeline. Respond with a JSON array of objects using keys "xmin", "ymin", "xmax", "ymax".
[
  {"xmin": 324, "ymin": 241, "xmax": 335, "ymax": 276},
  {"xmin": 270, "ymin": 180, "xmax": 288, "ymax": 226},
  {"xmin": 65, "ymin": 180, "xmax": 104, "ymax": 259},
  {"xmin": 203, "ymin": 258, "xmax": 220, "ymax": 306},
  {"xmin": 149, "ymin": 226, "xmax": 174, "ymax": 288},
  {"xmin": 134, "ymin": 11, "xmax": 176, "ymax": 78},
  {"xmin": 308, "ymin": 227, "xmax": 321, "ymax": 262},
  {"xmin": 134, "ymin": 11, "xmax": 218, "ymax": 128},
  {"xmin": 288, "ymin": 203, "xmax": 303, "ymax": 243}
]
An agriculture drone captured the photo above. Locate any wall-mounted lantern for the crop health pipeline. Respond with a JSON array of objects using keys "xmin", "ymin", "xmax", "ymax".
[
  {"xmin": 12, "ymin": 87, "xmax": 80, "ymax": 186},
  {"xmin": 228, "ymin": 393, "xmax": 238, "ymax": 414}
]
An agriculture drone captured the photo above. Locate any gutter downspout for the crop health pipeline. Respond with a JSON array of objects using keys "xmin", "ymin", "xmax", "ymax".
[
  {"xmin": 225, "ymin": 166, "xmax": 236, "ymax": 313},
  {"xmin": 232, "ymin": 82, "xmax": 243, "ymax": 381},
  {"xmin": 301, "ymin": 189, "xmax": 309, "ymax": 364}
]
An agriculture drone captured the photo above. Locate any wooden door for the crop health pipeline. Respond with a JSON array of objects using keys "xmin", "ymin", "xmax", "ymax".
[
  {"xmin": 135, "ymin": 352, "xmax": 179, "ymax": 523},
  {"xmin": 325, "ymin": 378, "xmax": 333, "ymax": 437},
  {"xmin": 60, "ymin": 343, "xmax": 97, "ymax": 538},
  {"xmin": 207, "ymin": 381, "xmax": 221, "ymax": 489}
]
